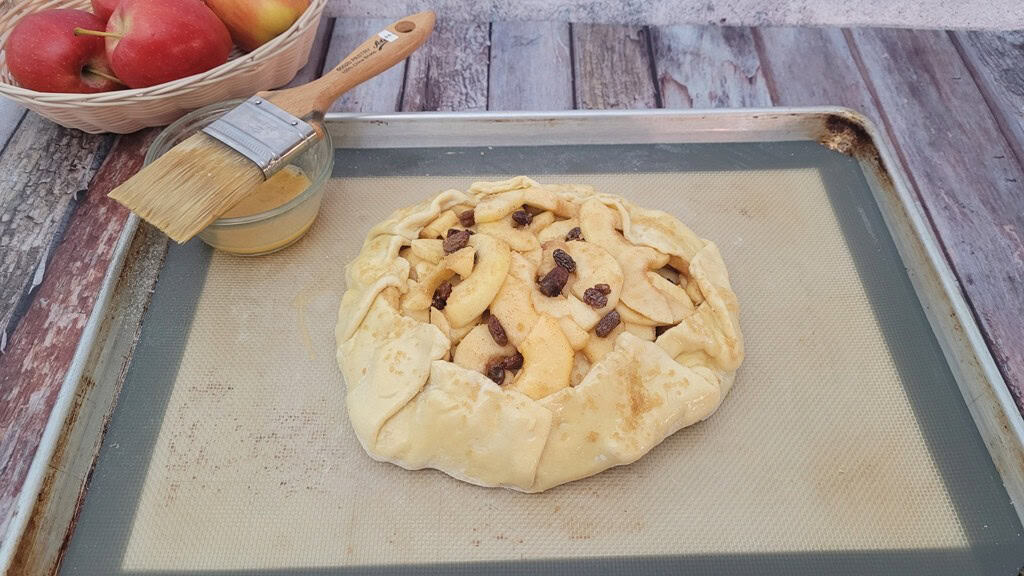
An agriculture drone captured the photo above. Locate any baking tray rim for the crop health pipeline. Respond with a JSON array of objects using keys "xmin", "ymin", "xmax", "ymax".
[{"xmin": 3, "ymin": 106, "xmax": 1022, "ymax": 572}]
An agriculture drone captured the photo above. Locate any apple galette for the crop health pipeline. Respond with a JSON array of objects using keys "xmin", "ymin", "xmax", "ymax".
[{"xmin": 337, "ymin": 177, "xmax": 743, "ymax": 492}]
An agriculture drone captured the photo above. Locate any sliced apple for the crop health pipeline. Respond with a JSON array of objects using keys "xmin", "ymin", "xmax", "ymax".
[
  {"xmin": 565, "ymin": 241, "xmax": 623, "ymax": 311},
  {"xmin": 685, "ymin": 276, "xmax": 704, "ymax": 305},
  {"xmin": 537, "ymin": 217, "xmax": 581, "ymax": 244},
  {"xmin": 445, "ymin": 234, "xmax": 512, "ymax": 328},
  {"xmin": 570, "ymin": 353, "xmax": 592, "ymax": 387},
  {"xmin": 430, "ymin": 307, "xmax": 452, "ymax": 340},
  {"xmin": 421, "ymin": 210, "xmax": 459, "ymax": 239},
  {"xmin": 489, "ymin": 254, "xmax": 540, "ymax": 347},
  {"xmin": 618, "ymin": 248, "xmax": 672, "ymax": 324},
  {"xmin": 401, "ymin": 262, "xmax": 455, "ymax": 312},
  {"xmin": 538, "ymin": 239, "xmax": 571, "ymax": 277},
  {"xmin": 558, "ymin": 316, "xmax": 590, "ymax": 351},
  {"xmin": 582, "ymin": 321, "xmax": 655, "ymax": 364},
  {"xmin": 615, "ymin": 302, "xmax": 659, "ymax": 327},
  {"xmin": 529, "ymin": 211, "xmax": 556, "ymax": 234},
  {"xmin": 445, "ymin": 246, "xmax": 475, "ymax": 277},
  {"xmin": 647, "ymin": 271, "xmax": 694, "ymax": 322},
  {"xmin": 508, "ymin": 316, "xmax": 574, "ymax": 400},
  {"xmin": 453, "ymin": 324, "xmax": 516, "ymax": 375},
  {"xmin": 477, "ymin": 216, "xmax": 541, "ymax": 252},
  {"xmin": 474, "ymin": 186, "xmax": 575, "ymax": 223},
  {"xmin": 411, "ymin": 238, "xmax": 445, "ymax": 264}
]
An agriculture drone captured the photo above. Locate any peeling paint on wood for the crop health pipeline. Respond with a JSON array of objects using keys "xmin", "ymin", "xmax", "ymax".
[
  {"xmin": 572, "ymin": 25, "xmax": 658, "ymax": 109},
  {"xmin": 0, "ymin": 128, "xmax": 156, "ymax": 543},
  {"xmin": 650, "ymin": 25, "xmax": 771, "ymax": 108},
  {"xmin": 402, "ymin": 20, "xmax": 490, "ymax": 112}
]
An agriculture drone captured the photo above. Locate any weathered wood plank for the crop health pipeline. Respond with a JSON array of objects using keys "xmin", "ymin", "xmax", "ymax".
[
  {"xmin": 402, "ymin": 20, "xmax": 490, "ymax": 112},
  {"xmin": 572, "ymin": 24, "xmax": 658, "ymax": 109},
  {"xmin": 850, "ymin": 28, "xmax": 1024, "ymax": 413},
  {"xmin": 0, "ymin": 114, "xmax": 113, "ymax": 350},
  {"xmin": 952, "ymin": 31, "xmax": 1024, "ymax": 171},
  {"xmin": 0, "ymin": 128, "xmax": 157, "ymax": 542},
  {"xmin": 649, "ymin": 25, "xmax": 771, "ymax": 108},
  {"xmin": 0, "ymin": 99, "xmax": 25, "ymax": 154},
  {"xmin": 754, "ymin": 27, "xmax": 879, "ymax": 117},
  {"xmin": 322, "ymin": 18, "xmax": 406, "ymax": 112},
  {"xmin": 284, "ymin": 15, "xmax": 335, "ymax": 88},
  {"xmin": 489, "ymin": 22, "xmax": 573, "ymax": 111}
]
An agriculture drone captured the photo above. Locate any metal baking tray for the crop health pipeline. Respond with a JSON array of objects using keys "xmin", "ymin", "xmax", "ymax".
[{"xmin": 4, "ymin": 109, "xmax": 1023, "ymax": 575}]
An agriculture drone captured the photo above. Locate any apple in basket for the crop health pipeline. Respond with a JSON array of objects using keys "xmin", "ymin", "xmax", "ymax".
[
  {"xmin": 3, "ymin": 9, "xmax": 121, "ymax": 93},
  {"xmin": 204, "ymin": 0, "xmax": 311, "ymax": 52},
  {"xmin": 75, "ymin": 0, "xmax": 232, "ymax": 89},
  {"xmin": 91, "ymin": 0, "xmax": 122, "ymax": 21}
]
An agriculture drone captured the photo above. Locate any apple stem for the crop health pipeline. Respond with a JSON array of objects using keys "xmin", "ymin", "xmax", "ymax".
[
  {"xmin": 73, "ymin": 27, "xmax": 122, "ymax": 39},
  {"xmin": 84, "ymin": 67, "xmax": 125, "ymax": 85}
]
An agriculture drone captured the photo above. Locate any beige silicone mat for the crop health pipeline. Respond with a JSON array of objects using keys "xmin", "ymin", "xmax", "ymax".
[{"xmin": 61, "ymin": 142, "xmax": 1024, "ymax": 575}]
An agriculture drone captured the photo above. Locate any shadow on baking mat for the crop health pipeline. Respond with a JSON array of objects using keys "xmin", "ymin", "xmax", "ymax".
[{"xmin": 58, "ymin": 142, "xmax": 1023, "ymax": 575}]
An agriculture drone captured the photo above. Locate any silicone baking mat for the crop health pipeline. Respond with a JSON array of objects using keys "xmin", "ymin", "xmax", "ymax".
[{"xmin": 60, "ymin": 142, "xmax": 1023, "ymax": 575}]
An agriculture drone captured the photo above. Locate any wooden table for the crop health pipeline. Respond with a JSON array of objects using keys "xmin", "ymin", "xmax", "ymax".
[{"xmin": 1, "ymin": 19, "xmax": 1023, "ymax": 549}]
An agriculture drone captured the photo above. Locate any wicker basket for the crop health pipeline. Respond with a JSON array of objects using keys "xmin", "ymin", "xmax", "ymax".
[{"xmin": 0, "ymin": 0, "xmax": 326, "ymax": 133}]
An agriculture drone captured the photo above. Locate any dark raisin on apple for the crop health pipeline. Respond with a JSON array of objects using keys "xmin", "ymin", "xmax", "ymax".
[
  {"xmin": 503, "ymin": 352, "xmax": 524, "ymax": 371},
  {"xmin": 583, "ymin": 287, "xmax": 608, "ymax": 308},
  {"xmin": 485, "ymin": 357, "xmax": 506, "ymax": 384},
  {"xmin": 552, "ymin": 248, "xmax": 576, "ymax": 272},
  {"xmin": 511, "ymin": 209, "xmax": 532, "ymax": 228},
  {"xmin": 487, "ymin": 315, "xmax": 509, "ymax": 346},
  {"xmin": 565, "ymin": 227, "xmax": 583, "ymax": 241},
  {"xmin": 594, "ymin": 283, "xmax": 611, "ymax": 294},
  {"xmin": 432, "ymin": 281, "xmax": 452, "ymax": 310},
  {"xmin": 443, "ymin": 229, "xmax": 471, "ymax": 254},
  {"xmin": 538, "ymin": 265, "xmax": 570, "ymax": 297},
  {"xmin": 458, "ymin": 209, "xmax": 475, "ymax": 227},
  {"xmin": 595, "ymin": 309, "xmax": 621, "ymax": 338}
]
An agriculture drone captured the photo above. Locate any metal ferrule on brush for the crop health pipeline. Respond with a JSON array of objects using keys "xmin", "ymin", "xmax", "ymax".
[{"xmin": 202, "ymin": 96, "xmax": 319, "ymax": 179}]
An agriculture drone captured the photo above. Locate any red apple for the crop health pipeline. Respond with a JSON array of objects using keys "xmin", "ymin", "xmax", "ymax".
[
  {"xmin": 3, "ymin": 9, "xmax": 120, "ymax": 93},
  {"xmin": 81, "ymin": 0, "xmax": 232, "ymax": 89},
  {"xmin": 204, "ymin": 0, "xmax": 309, "ymax": 53},
  {"xmin": 91, "ymin": 0, "xmax": 121, "ymax": 21}
]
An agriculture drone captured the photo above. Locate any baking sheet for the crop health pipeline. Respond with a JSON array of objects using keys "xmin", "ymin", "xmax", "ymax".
[{"xmin": 60, "ymin": 141, "xmax": 1024, "ymax": 575}]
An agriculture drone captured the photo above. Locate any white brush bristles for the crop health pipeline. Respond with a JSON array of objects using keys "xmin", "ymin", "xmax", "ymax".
[{"xmin": 108, "ymin": 132, "xmax": 266, "ymax": 243}]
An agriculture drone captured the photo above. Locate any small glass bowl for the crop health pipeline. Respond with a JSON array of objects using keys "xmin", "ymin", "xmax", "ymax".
[{"xmin": 145, "ymin": 100, "xmax": 334, "ymax": 256}]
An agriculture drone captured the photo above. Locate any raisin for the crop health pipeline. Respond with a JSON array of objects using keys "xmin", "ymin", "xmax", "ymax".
[
  {"xmin": 458, "ymin": 209, "xmax": 475, "ymax": 227},
  {"xmin": 538, "ymin": 265, "xmax": 569, "ymax": 297},
  {"xmin": 594, "ymin": 283, "xmax": 611, "ymax": 294},
  {"xmin": 503, "ymin": 352, "xmax": 524, "ymax": 371},
  {"xmin": 565, "ymin": 227, "xmax": 583, "ymax": 241},
  {"xmin": 485, "ymin": 357, "xmax": 506, "ymax": 384},
  {"xmin": 487, "ymin": 315, "xmax": 509, "ymax": 346},
  {"xmin": 552, "ymin": 248, "xmax": 576, "ymax": 272},
  {"xmin": 595, "ymin": 309, "xmax": 621, "ymax": 338},
  {"xmin": 583, "ymin": 287, "xmax": 608, "ymax": 309},
  {"xmin": 443, "ymin": 229, "xmax": 471, "ymax": 254},
  {"xmin": 511, "ymin": 209, "xmax": 532, "ymax": 228},
  {"xmin": 432, "ymin": 281, "xmax": 452, "ymax": 310}
]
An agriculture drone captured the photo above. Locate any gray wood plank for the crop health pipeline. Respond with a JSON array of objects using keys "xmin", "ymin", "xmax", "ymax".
[
  {"xmin": 0, "ymin": 99, "xmax": 25, "ymax": 154},
  {"xmin": 754, "ymin": 27, "xmax": 879, "ymax": 117},
  {"xmin": 401, "ymin": 20, "xmax": 490, "ymax": 112},
  {"xmin": 489, "ymin": 22, "xmax": 573, "ymax": 111},
  {"xmin": 284, "ymin": 16, "xmax": 335, "ymax": 88},
  {"xmin": 572, "ymin": 24, "xmax": 658, "ymax": 109},
  {"xmin": 850, "ymin": 28, "xmax": 1024, "ymax": 412},
  {"xmin": 953, "ymin": 31, "xmax": 1024, "ymax": 171},
  {"xmin": 322, "ymin": 18, "xmax": 406, "ymax": 112},
  {"xmin": 650, "ymin": 25, "xmax": 771, "ymax": 108},
  {"xmin": 0, "ymin": 113, "xmax": 112, "ymax": 348}
]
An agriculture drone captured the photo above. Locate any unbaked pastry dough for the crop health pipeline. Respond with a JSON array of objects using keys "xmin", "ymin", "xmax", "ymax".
[{"xmin": 337, "ymin": 177, "xmax": 743, "ymax": 492}]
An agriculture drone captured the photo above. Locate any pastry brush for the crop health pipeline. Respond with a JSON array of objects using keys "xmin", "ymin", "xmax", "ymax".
[{"xmin": 109, "ymin": 11, "xmax": 435, "ymax": 243}]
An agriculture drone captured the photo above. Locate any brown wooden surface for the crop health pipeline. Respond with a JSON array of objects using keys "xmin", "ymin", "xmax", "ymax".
[{"xmin": 2, "ymin": 16, "xmax": 1024, "ymax": 553}]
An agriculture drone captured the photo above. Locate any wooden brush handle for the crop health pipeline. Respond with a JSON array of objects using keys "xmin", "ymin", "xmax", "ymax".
[{"xmin": 266, "ymin": 12, "xmax": 435, "ymax": 117}]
